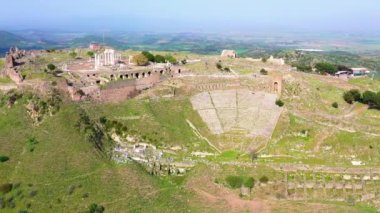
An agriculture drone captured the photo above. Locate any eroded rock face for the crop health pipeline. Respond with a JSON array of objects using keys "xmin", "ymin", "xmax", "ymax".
[{"xmin": 191, "ymin": 89, "xmax": 282, "ymax": 137}]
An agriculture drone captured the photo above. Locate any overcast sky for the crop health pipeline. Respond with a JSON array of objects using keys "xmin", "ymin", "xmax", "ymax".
[{"xmin": 1, "ymin": 0, "xmax": 379, "ymax": 33}]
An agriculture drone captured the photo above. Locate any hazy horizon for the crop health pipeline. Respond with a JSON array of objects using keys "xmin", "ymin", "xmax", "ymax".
[{"xmin": 1, "ymin": 0, "xmax": 380, "ymax": 34}]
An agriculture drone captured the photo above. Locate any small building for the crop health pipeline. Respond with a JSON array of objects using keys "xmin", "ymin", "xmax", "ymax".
[
  {"xmin": 335, "ymin": 70, "xmax": 352, "ymax": 79},
  {"xmin": 351, "ymin": 68, "xmax": 370, "ymax": 76},
  {"xmin": 89, "ymin": 43, "xmax": 101, "ymax": 51},
  {"xmin": 267, "ymin": 55, "xmax": 285, "ymax": 65},
  {"xmin": 221, "ymin": 50, "xmax": 237, "ymax": 58}
]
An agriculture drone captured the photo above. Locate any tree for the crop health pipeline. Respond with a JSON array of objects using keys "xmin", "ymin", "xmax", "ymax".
[
  {"xmin": 260, "ymin": 68, "xmax": 268, "ymax": 75},
  {"xmin": 350, "ymin": 89, "xmax": 362, "ymax": 102},
  {"xmin": 223, "ymin": 67, "xmax": 231, "ymax": 72},
  {"xmin": 337, "ymin": 65, "xmax": 352, "ymax": 71},
  {"xmin": 343, "ymin": 91, "xmax": 354, "ymax": 104},
  {"xmin": 225, "ymin": 176, "xmax": 244, "ymax": 189},
  {"xmin": 261, "ymin": 57, "xmax": 268, "ymax": 63},
  {"xmin": 181, "ymin": 59, "xmax": 187, "ymax": 65},
  {"xmin": 294, "ymin": 63, "xmax": 312, "ymax": 72},
  {"xmin": 69, "ymin": 51, "xmax": 77, "ymax": 59},
  {"xmin": 142, "ymin": 51, "xmax": 155, "ymax": 62},
  {"xmin": 87, "ymin": 51, "xmax": 95, "ymax": 58},
  {"xmin": 47, "ymin": 64, "xmax": 56, "ymax": 71},
  {"xmin": 343, "ymin": 89, "xmax": 361, "ymax": 104},
  {"xmin": 216, "ymin": 62, "xmax": 223, "ymax": 70},
  {"xmin": 276, "ymin": 99, "xmax": 284, "ymax": 107},
  {"xmin": 132, "ymin": 54, "xmax": 149, "ymax": 66},
  {"xmin": 314, "ymin": 62, "xmax": 337, "ymax": 75},
  {"xmin": 332, "ymin": 102, "xmax": 339, "ymax": 108},
  {"xmin": 362, "ymin": 91, "xmax": 376, "ymax": 106},
  {"xmin": 165, "ymin": 55, "xmax": 178, "ymax": 64},
  {"xmin": 155, "ymin": 55, "xmax": 166, "ymax": 63},
  {"xmin": 244, "ymin": 177, "xmax": 255, "ymax": 190}
]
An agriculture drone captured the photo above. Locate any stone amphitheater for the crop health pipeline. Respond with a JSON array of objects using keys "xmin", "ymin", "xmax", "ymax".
[{"xmin": 191, "ymin": 89, "xmax": 282, "ymax": 137}]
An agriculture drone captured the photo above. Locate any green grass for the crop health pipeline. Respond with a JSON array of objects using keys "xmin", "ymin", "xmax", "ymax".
[
  {"xmin": 84, "ymin": 98, "xmax": 213, "ymax": 154},
  {"xmin": 0, "ymin": 76, "xmax": 13, "ymax": 83},
  {"xmin": 0, "ymin": 100, "xmax": 207, "ymax": 212}
]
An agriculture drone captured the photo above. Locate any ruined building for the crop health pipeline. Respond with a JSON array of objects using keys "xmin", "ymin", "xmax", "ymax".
[
  {"xmin": 94, "ymin": 48, "xmax": 121, "ymax": 69},
  {"xmin": 221, "ymin": 50, "xmax": 237, "ymax": 58},
  {"xmin": 2, "ymin": 47, "xmax": 24, "ymax": 84}
]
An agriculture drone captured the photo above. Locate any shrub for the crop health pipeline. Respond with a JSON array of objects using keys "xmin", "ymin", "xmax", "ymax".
[
  {"xmin": 47, "ymin": 64, "xmax": 56, "ymax": 71},
  {"xmin": 275, "ymin": 99, "xmax": 284, "ymax": 107},
  {"xmin": 223, "ymin": 67, "xmax": 231, "ymax": 72},
  {"xmin": 332, "ymin": 102, "xmax": 338, "ymax": 108},
  {"xmin": 0, "ymin": 183, "xmax": 12, "ymax": 194},
  {"xmin": 260, "ymin": 69, "xmax": 268, "ymax": 75},
  {"xmin": 89, "ymin": 203, "xmax": 105, "ymax": 213},
  {"xmin": 259, "ymin": 176, "xmax": 269, "ymax": 183},
  {"xmin": 244, "ymin": 177, "xmax": 255, "ymax": 189},
  {"xmin": 346, "ymin": 195, "xmax": 356, "ymax": 206},
  {"xmin": 82, "ymin": 192, "xmax": 89, "ymax": 198},
  {"xmin": 87, "ymin": 51, "xmax": 95, "ymax": 58},
  {"xmin": 225, "ymin": 176, "xmax": 244, "ymax": 189},
  {"xmin": 99, "ymin": 116, "xmax": 107, "ymax": 124},
  {"xmin": 29, "ymin": 190, "xmax": 37, "ymax": 197},
  {"xmin": 0, "ymin": 156, "xmax": 9, "ymax": 163},
  {"xmin": 26, "ymin": 137, "xmax": 39, "ymax": 152},
  {"xmin": 69, "ymin": 52, "xmax": 77, "ymax": 58},
  {"xmin": 216, "ymin": 62, "xmax": 223, "ymax": 70},
  {"xmin": 181, "ymin": 59, "xmax": 187, "ymax": 65}
]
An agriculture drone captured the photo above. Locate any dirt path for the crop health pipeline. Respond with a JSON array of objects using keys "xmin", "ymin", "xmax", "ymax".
[
  {"xmin": 343, "ymin": 104, "xmax": 369, "ymax": 118},
  {"xmin": 313, "ymin": 128, "xmax": 336, "ymax": 152},
  {"xmin": 186, "ymin": 119, "xmax": 221, "ymax": 153},
  {"xmin": 188, "ymin": 174, "xmax": 271, "ymax": 213}
]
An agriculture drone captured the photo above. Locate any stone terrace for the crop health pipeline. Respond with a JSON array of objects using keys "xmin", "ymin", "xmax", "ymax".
[{"xmin": 191, "ymin": 89, "xmax": 282, "ymax": 137}]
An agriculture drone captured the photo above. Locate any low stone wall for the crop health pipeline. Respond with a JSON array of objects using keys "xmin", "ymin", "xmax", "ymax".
[{"xmin": 6, "ymin": 68, "xmax": 23, "ymax": 84}]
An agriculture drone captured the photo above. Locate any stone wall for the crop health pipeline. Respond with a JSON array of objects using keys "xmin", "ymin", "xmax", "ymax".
[
  {"xmin": 99, "ymin": 85, "xmax": 138, "ymax": 102},
  {"xmin": 135, "ymin": 73, "xmax": 161, "ymax": 90}
]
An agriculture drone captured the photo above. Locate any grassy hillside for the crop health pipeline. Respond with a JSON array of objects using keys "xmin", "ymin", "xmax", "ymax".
[{"xmin": 0, "ymin": 99, "xmax": 206, "ymax": 212}]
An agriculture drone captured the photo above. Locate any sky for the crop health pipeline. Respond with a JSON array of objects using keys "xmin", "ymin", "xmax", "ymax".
[{"xmin": 0, "ymin": 0, "xmax": 379, "ymax": 33}]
